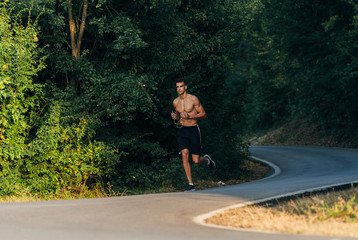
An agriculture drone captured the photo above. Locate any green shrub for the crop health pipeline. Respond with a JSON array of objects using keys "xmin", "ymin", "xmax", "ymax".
[
  {"xmin": 0, "ymin": 6, "xmax": 45, "ymax": 195},
  {"xmin": 26, "ymin": 102, "xmax": 120, "ymax": 195},
  {"xmin": 0, "ymin": 7, "xmax": 120, "ymax": 197}
]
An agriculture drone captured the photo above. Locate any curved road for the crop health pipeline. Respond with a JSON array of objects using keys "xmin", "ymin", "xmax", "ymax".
[{"xmin": 1, "ymin": 146, "xmax": 358, "ymax": 240}]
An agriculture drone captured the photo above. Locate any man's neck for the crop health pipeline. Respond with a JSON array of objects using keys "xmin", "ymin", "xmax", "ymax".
[{"xmin": 179, "ymin": 92, "xmax": 187, "ymax": 99}]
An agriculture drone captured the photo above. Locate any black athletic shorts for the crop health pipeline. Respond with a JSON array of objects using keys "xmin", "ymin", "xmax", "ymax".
[{"xmin": 177, "ymin": 125, "xmax": 201, "ymax": 155}]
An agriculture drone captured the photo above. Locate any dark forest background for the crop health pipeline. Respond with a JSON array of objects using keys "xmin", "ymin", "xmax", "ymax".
[{"xmin": 1, "ymin": 0, "xmax": 357, "ymax": 198}]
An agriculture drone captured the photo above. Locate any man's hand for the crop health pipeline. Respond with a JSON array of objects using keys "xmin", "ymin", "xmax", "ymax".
[
  {"xmin": 180, "ymin": 112, "xmax": 190, "ymax": 119},
  {"xmin": 171, "ymin": 112, "xmax": 179, "ymax": 120}
]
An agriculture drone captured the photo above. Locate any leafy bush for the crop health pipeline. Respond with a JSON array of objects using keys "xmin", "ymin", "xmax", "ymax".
[
  {"xmin": 26, "ymin": 102, "xmax": 120, "ymax": 195},
  {"xmin": 0, "ymin": 6, "xmax": 45, "ymax": 195},
  {"xmin": 0, "ymin": 7, "xmax": 120, "ymax": 197}
]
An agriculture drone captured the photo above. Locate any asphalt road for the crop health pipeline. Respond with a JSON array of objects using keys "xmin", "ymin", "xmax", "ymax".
[{"xmin": 1, "ymin": 146, "xmax": 358, "ymax": 240}]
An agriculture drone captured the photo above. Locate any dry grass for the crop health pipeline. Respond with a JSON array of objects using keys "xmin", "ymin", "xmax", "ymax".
[
  {"xmin": 249, "ymin": 118, "xmax": 357, "ymax": 148},
  {"xmin": 0, "ymin": 195, "xmax": 40, "ymax": 203},
  {"xmin": 194, "ymin": 159, "xmax": 270, "ymax": 191},
  {"xmin": 0, "ymin": 187, "xmax": 116, "ymax": 203},
  {"xmin": 206, "ymin": 187, "xmax": 358, "ymax": 237}
]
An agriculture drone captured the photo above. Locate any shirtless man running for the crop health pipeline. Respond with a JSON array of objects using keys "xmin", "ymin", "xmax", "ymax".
[{"xmin": 171, "ymin": 79, "xmax": 216, "ymax": 191}]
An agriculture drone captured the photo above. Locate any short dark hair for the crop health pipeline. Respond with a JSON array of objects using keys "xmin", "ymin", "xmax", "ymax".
[{"xmin": 176, "ymin": 78, "xmax": 186, "ymax": 84}]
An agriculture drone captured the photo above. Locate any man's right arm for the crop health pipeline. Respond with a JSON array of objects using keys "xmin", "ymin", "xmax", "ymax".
[{"xmin": 171, "ymin": 100, "xmax": 179, "ymax": 120}]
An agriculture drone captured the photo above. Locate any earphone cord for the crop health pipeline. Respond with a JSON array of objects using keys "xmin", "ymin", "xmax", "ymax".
[{"xmin": 174, "ymin": 91, "xmax": 186, "ymax": 128}]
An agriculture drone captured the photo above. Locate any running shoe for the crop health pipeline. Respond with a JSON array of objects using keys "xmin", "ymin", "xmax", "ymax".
[
  {"xmin": 184, "ymin": 184, "xmax": 195, "ymax": 192},
  {"xmin": 204, "ymin": 155, "xmax": 216, "ymax": 170}
]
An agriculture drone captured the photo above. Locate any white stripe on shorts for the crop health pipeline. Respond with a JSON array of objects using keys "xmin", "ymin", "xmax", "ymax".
[{"xmin": 196, "ymin": 125, "xmax": 202, "ymax": 144}]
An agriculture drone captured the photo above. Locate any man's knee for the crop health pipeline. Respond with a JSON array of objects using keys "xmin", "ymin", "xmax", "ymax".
[
  {"xmin": 192, "ymin": 155, "xmax": 200, "ymax": 164},
  {"xmin": 181, "ymin": 149, "xmax": 189, "ymax": 161}
]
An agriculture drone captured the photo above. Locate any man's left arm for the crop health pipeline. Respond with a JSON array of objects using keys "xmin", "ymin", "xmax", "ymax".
[{"xmin": 190, "ymin": 97, "xmax": 206, "ymax": 120}]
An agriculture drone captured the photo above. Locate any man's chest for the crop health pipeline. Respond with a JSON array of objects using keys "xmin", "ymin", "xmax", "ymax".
[{"xmin": 176, "ymin": 99, "xmax": 195, "ymax": 113}]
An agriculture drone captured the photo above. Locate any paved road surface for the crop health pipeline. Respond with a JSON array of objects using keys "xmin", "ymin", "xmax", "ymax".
[{"xmin": 1, "ymin": 146, "xmax": 358, "ymax": 240}]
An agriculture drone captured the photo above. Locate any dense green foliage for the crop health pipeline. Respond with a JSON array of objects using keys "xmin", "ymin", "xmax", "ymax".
[
  {"xmin": 1, "ymin": 0, "xmax": 357, "ymax": 198},
  {"xmin": 0, "ymin": 7, "xmax": 45, "ymax": 194},
  {"xmin": 0, "ymin": 6, "xmax": 120, "ymax": 196},
  {"xmin": 240, "ymin": 0, "xmax": 358, "ymax": 144},
  {"xmin": 0, "ymin": 0, "xmax": 249, "ymax": 197}
]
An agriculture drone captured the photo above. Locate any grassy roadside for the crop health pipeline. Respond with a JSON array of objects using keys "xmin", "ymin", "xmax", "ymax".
[
  {"xmin": 0, "ymin": 188, "xmax": 116, "ymax": 203},
  {"xmin": 114, "ymin": 159, "xmax": 270, "ymax": 195},
  {"xmin": 191, "ymin": 160, "xmax": 270, "ymax": 191},
  {"xmin": 206, "ymin": 120, "xmax": 358, "ymax": 237},
  {"xmin": 248, "ymin": 118, "xmax": 358, "ymax": 148},
  {"xmin": 206, "ymin": 186, "xmax": 358, "ymax": 237},
  {"xmin": 0, "ymin": 159, "xmax": 270, "ymax": 202}
]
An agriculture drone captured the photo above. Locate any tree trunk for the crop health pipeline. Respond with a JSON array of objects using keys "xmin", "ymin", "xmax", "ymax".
[{"xmin": 68, "ymin": 0, "xmax": 88, "ymax": 88}]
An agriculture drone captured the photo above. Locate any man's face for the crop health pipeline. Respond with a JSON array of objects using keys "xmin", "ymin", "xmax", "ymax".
[{"xmin": 176, "ymin": 82, "xmax": 186, "ymax": 95}]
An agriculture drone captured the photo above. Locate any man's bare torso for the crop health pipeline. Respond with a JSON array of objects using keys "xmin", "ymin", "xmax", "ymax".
[{"xmin": 173, "ymin": 94, "xmax": 199, "ymax": 127}]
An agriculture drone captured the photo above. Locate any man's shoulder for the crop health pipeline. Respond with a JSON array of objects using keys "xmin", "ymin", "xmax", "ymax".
[
  {"xmin": 188, "ymin": 94, "xmax": 199, "ymax": 102},
  {"xmin": 186, "ymin": 93, "xmax": 196, "ymax": 98},
  {"xmin": 173, "ymin": 97, "xmax": 180, "ymax": 104}
]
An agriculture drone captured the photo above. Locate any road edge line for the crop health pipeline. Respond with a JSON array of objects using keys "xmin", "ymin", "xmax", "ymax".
[
  {"xmin": 193, "ymin": 155, "xmax": 358, "ymax": 234},
  {"xmin": 248, "ymin": 156, "xmax": 281, "ymax": 181}
]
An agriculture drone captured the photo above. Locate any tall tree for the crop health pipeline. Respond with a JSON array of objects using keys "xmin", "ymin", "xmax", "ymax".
[
  {"xmin": 68, "ymin": 0, "xmax": 88, "ymax": 61},
  {"xmin": 66, "ymin": 0, "xmax": 88, "ymax": 88}
]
